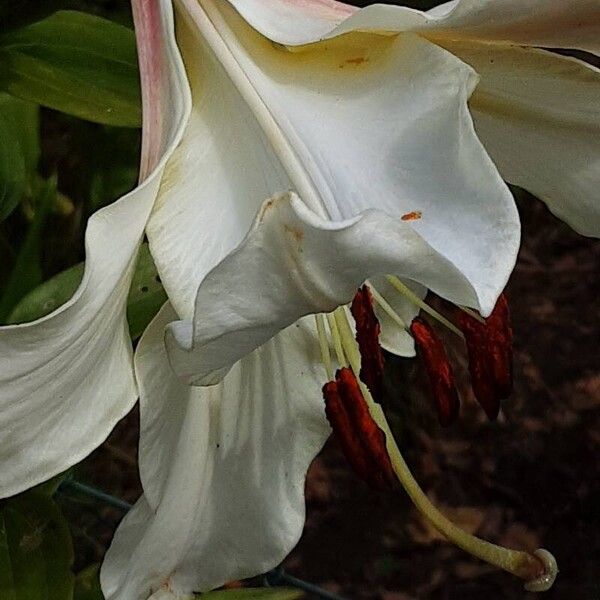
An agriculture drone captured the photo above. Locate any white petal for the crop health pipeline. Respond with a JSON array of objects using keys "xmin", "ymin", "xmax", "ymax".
[
  {"xmin": 226, "ymin": 0, "xmax": 600, "ymax": 55},
  {"xmin": 150, "ymin": 3, "xmax": 517, "ymax": 322},
  {"xmin": 101, "ymin": 304, "xmax": 330, "ymax": 599},
  {"xmin": 424, "ymin": 0, "xmax": 600, "ymax": 56},
  {"xmin": 225, "ymin": 0, "xmax": 357, "ymax": 46},
  {"xmin": 0, "ymin": 0, "xmax": 190, "ymax": 498},
  {"xmin": 166, "ymin": 191, "xmax": 516, "ymax": 386},
  {"xmin": 225, "ymin": 0, "xmax": 428, "ymax": 45},
  {"xmin": 146, "ymin": 8, "xmax": 290, "ymax": 317},
  {"xmin": 449, "ymin": 42, "xmax": 600, "ymax": 237}
]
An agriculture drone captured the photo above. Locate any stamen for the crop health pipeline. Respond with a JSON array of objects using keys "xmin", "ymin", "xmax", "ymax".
[
  {"xmin": 369, "ymin": 286, "xmax": 408, "ymax": 331},
  {"xmin": 330, "ymin": 309, "xmax": 557, "ymax": 590},
  {"xmin": 315, "ymin": 314, "xmax": 333, "ymax": 381},
  {"xmin": 326, "ymin": 312, "xmax": 347, "ymax": 367},
  {"xmin": 322, "ymin": 377, "xmax": 373, "ymax": 487},
  {"xmin": 334, "ymin": 307, "xmax": 362, "ymax": 375},
  {"xmin": 459, "ymin": 305, "xmax": 486, "ymax": 324},
  {"xmin": 410, "ymin": 317, "xmax": 460, "ymax": 427},
  {"xmin": 350, "ymin": 285, "xmax": 385, "ymax": 403},
  {"xmin": 323, "ymin": 368, "xmax": 396, "ymax": 490},
  {"xmin": 457, "ymin": 294, "xmax": 513, "ymax": 419},
  {"xmin": 483, "ymin": 294, "xmax": 513, "ymax": 399},
  {"xmin": 386, "ymin": 275, "xmax": 464, "ymax": 338},
  {"xmin": 458, "ymin": 310, "xmax": 500, "ymax": 420}
]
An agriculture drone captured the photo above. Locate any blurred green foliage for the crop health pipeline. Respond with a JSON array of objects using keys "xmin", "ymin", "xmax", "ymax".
[
  {"xmin": 0, "ymin": 11, "xmax": 141, "ymax": 127},
  {"xmin": 0, "ymin": 2, "xmax": 148, "ymax": 323},
  {"xmin": 0, "ymin": 2, "xmax": 160, "ymax": 595},
  {"xmin": 0, "ymin": 485, "xmax": 74, "ymax": 600}
]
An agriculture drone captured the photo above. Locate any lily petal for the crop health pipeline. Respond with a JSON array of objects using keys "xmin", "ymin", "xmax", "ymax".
[
  {"xmin": 101, "ymin": 304, "xmax": 330, "ymax": 599},
  {"xmin": 449, "ymin": 42, "xmax": 600, "ymax": 237},
  {"xmin": 146, "ymin": 6, "xmax": 290, "ymax": 318},
  {"xmin": 424, "ymin": 0, "xmax": 600, "ymax": 56},
  {"xmin": 227, "ymin": 0, "xmax": 600, "ymax": 55},
  {"xmin": 149, "ymin": 1, "xmax": 518, "ymax": 323},
  {"xmin": 0, "ymin": 0, "xmax": 190, "ymax": 498},
  {"xmin": 225, "ymin": 0, "xmax": 357, "ymax": 46},
  {"xmin": 166, "ymin": 191, "xmax": 516, "ymax": 386}
]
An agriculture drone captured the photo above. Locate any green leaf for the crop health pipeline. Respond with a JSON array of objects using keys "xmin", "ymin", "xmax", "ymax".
[
  {"xmin": 73, "ymin": 565, "xmax": 103, "ymax": 600},
  {"xmin": 0, "ymin": 93, "xmax": 39, "ymax": 220},
  {"xmin": 7, "ymin": 242, "xmax": 166, "ymax": 339},
  {"xmin": 127, "ymin": 243, "xmax": 168, "ymax": 339},
  {"xmin": 87, "ymin": 126, "xmax": 140, "ymax": 212},
  {"xmin": 6, "ymin": 262, "xmax": 83, "ymax": 325},
  {"xmin": 34, "ymin": 471, "xmax": 72, "ymax": 499},
  {"xmin": 199, "ymin": 590, "xmax": 304, "ymax": 600},
  {"xmin": 0, "ymin": 11, "xmax": 141, "ymax": 127},
  {"xmin": 0, "ymin": 176, "xmax": 55, "ymax": 321},
  {"xmin": 0, "ymin": 93, "xmax": 39, "ymax": 171},
  {"xmin": 0, "ymin": 492, "xmax": 74, "ymax": 600}
]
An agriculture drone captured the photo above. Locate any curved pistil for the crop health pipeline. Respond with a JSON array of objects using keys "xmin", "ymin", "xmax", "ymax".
[{"xmin": 315, "ymin": 293, "xmax": 558, "ymax": 592}]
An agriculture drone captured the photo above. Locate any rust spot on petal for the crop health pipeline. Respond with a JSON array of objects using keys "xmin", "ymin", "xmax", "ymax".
[
  {"xmin": 284, "ymin": 223, "xmax": 304, "ymax": 243},
  {"xmin": 410, "ymin": 317, "xmax": 460, "ymax": 427},
  {"xmin": 401, "ymin": 211, "xmax": 422, "ymax": 221},
  {"xmin": 323, "ymin": 368, "xmax": 396, "ymax": 490},
  {"xmin": 351, "ymin": 285, "xmax": 385, "ymax": 403},
  {"xmin": 346, "ymin": 56, "xmax": 368, "ymax": 65}
]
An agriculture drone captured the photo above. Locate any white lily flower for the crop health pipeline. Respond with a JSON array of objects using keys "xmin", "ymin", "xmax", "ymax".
[
  {"xmin": 0, "ymin": 0, "xmax": 595, "ymax": 596},
  {"xmin": 98, "ymin": 0, "xmax": 600, "ymax": 597}
]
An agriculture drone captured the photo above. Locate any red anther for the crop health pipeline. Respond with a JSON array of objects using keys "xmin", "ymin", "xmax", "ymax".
[
  {"xmin": 410, "ymin": 317, "xmax": 460, "ymax": 427},
  {"xmin": 485, "ymin": 294, "xmax": 513, "ymax": 399},
  {"xmin": 322, "ymin": 368, "xmax": 396, "ymax": 490},
  {"xmin": 322, "ymin": 380, "xmax": 372, "ymax": 486},
  {"xmin": 351, "ymin": 285, "xmax": 385, "ymax": 403},
  {"xmin": 457, "ymin": 311, "xmax": 500, "ymax": 420}
]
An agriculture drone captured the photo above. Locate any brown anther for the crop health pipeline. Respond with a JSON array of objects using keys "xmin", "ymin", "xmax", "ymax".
[
  {"xmin": 322, "ymin": 368, "xmax": 396, "ymax": 490},
  {"xmin": 457, "ymin": 294, "xmax": 513, "ymax": 420},
  {"xmin": 351, "ymin": 285, "xmax": 385, "ymax": 403},
  {"xmin": 410, "ymin": 317, "xmax": 460, "ymax": 427},
  {"xmin": 484, "ymin": 294, "xmax": 513, "ymax": 399}
]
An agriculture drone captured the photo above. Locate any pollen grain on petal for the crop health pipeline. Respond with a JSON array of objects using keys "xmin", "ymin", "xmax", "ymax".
[
  {"xmin": 401, "ymin": 211, "xmax": 422, "ymax": 221},
  {"xmin": 410, "ymin": 317, "xmax": 460, "ymax": 427},
  {"xmin": 323, "ymin": 368, "xmax": 396, "ymax": 490},
  {"xmin": 351, "ymin": 285, "xmax": 385, "ymax": 403},
  {"xmin": 339, "ymin": 56, "xmax": 370, "ymax": 68}
]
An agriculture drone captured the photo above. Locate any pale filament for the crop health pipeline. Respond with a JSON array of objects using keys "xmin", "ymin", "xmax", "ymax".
[{"xmin": 386, "ymin": 275, "xmax": 464, "ymax": 338}]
